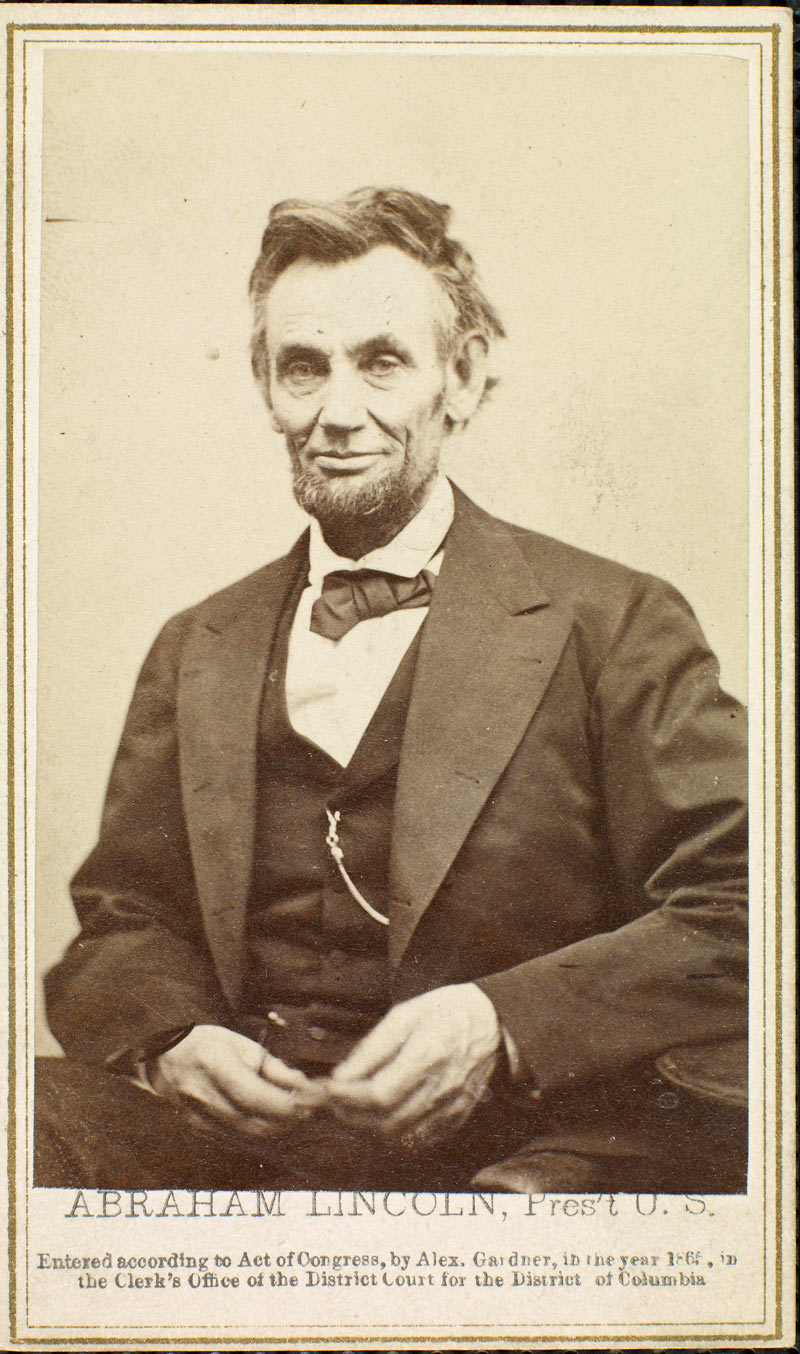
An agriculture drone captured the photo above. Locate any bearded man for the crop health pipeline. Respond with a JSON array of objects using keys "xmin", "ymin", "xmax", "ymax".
[{"xmin": 36, "ymin": 188, "xmax": 748, "ymax": 1192}]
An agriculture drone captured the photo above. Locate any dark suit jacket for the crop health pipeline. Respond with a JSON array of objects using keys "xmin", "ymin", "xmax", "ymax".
[{"xmin": 46, "ymin": 485, "xmax": 747, "ymax": 1099}]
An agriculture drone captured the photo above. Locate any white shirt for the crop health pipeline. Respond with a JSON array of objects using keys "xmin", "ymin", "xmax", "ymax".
[{"xmin": 285, "ymin": 473, "xmax": 454, "ymax": 766}]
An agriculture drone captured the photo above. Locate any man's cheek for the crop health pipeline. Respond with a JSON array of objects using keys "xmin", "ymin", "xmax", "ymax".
[
  {"xmin": 270, "ymin": 384, "xmax": 318, "ymax": 431},
  {"xmin": 285, "ymin": 405, "xmax": 323, "ymax": 445},
  {"xmin": 364, "ymin": 405, "xmax": 407, "ymax": 446}
]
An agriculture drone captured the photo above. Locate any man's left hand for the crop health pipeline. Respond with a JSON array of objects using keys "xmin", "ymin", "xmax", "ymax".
[{"xmin": 323, "ymin": 984, "xmax": 500, "ymax": 1148}]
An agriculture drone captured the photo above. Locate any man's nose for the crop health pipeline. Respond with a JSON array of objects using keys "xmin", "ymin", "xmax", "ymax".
[{"xmin": 318, "ymin": 368, "xmax": 368, "ymax": 435}]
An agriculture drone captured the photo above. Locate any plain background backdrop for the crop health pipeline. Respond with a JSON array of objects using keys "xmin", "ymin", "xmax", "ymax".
[{"xmin": 35, "ymin": 45, "xmax": 750, "ymax": 1051}]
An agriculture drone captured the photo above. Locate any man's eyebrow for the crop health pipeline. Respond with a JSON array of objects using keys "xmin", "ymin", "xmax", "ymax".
[
  {"xmin": 274, "ymin": 343, "xmax": 329, "ymax": 371},
  {"xmin": 351, "ymin": 335, "xmax": 415, "ymax": 365}
]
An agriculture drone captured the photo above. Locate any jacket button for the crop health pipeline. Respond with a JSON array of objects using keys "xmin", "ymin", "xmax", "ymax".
[{"xmin": 308, "ymin": 1025, "xmax": 328, "ymax": 1042}]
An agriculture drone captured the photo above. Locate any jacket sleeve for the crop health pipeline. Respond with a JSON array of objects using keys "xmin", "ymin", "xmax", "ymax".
[
  {"xmin": 44, "ymin": 613, "xmax": 231, "ymax": 1068},
  {"xmin": 477, "ymin": 575, "xmax": 748, "ymax": 1094}
]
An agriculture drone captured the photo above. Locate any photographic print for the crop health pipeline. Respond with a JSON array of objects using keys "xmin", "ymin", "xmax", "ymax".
[{"xmin": 2, "ymin": 4, "xmax": 794, "ymax": 1349}]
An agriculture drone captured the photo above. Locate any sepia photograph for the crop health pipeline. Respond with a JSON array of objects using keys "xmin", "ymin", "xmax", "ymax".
[
  {"xmin": 35, "ymin": 180, "xmax": 749, "ymax": 1196},
  {"xmin": 3, "ymin": 4, "xmax": 794, "ymax": 1349}
]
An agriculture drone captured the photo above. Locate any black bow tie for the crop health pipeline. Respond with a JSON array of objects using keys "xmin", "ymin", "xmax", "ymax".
[{"xmin": 309, "ymin": 567, "xmax": 436, "ymax": 641}]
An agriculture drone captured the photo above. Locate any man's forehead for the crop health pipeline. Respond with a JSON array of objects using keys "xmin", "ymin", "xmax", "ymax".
[{"xmin": 265, "ymin": 245, "xmax": 452, "ymax": 345}]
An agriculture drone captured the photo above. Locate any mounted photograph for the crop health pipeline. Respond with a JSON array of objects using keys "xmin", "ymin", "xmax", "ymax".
[{"xmin": 4, "ymin": 6, "xmax": 793, "ymax": 1351}]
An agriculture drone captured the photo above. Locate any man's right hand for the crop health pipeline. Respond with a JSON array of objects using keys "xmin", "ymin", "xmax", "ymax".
[{"xmin": 148, "ymin": 1024, "xmax": 326, "ymax": 1144}]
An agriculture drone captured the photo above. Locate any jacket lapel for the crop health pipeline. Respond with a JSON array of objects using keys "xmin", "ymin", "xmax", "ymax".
[
  {"xmin": 177, "ymin": 535, "xmax": 308, "ymax": 1008},
  {"xmin": 388, "ymin": 488, "xmax": 573, "ymax": 966}
]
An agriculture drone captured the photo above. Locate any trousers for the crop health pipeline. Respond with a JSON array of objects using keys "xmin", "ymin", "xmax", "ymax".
[{"xmin": 33, "ymin": 1056, "xmax": 747, "ymax": 1193}]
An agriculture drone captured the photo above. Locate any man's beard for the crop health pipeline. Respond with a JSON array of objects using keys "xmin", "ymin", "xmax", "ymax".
[{"xmin": 288, "ymin": 444, "xmax": 439, "ymax": 557}]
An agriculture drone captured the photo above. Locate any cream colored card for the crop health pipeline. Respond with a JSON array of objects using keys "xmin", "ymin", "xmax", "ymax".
[{"xmin": 2, "ymin": 4, "xmax": 795, "ymax": 1348}]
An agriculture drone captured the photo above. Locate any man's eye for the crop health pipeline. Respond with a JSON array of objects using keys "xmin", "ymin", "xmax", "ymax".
[
  {"xmin": 286, "ymin": 361, "xmax": 319, "ymax": 382},
  {"xmin": 366, "ymin": 356, "xmax": 400, "ymax": 377}
]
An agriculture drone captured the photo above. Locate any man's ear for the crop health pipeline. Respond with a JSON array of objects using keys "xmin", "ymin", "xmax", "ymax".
[{"xmin": 443, "ymin": 333, "xmax": 490, "ymax": 428}]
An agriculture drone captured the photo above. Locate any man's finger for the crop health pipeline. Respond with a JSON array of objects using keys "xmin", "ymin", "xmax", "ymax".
[
  {"xmin": 328, "ymin": 1081, "xmax": 475, "ymax": 1143},
  {"xmin": 208, "ymin": 1058, "xmax": 315, "ymax": 1122},
  {"xmin": 231, "ymin": 1076, "xmax": 313, "ymax": 1123},
  {"xmin": 179, "ymin": 1073, "xmax": 308, "ymax": 1142},
  {"xmin": 391, "ymin": 1071, "xmax": 496, "ymax": 1143},
  {"xmin": 257, "ymin": 1050, "xmax": 326, "ymax": 1096},
  {"xmin": 328, "ymin": 1011, "xmax": 409, "ymax": 1085},
  {"xmin": 177, "ymin": 1080, "xmax": 260, "ymax": 1138},
  {"xmin": 182, "ymin": 1100, "xmax": 287, "ymax": 1144},
  {"xmin": 327, "ymin": 1030, "xmax": 445, "ymax": 1109},
  {"xmin": 327, "ymin": 1046, "xmax": 496, "ymax": 1134},
  {"xmin": 327, "ymin": 1077, "xmax": 437, "ymax": 1131}
]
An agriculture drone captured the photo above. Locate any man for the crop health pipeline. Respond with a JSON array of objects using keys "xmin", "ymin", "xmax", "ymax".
[{"xmin": 36, "ymin": 188, "xmax": 747, "ymax": 1192}]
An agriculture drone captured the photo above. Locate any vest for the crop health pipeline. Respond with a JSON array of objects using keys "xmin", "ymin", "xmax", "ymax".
[{"xmin": 242, "ymin": 575, "xmax": 422, "ymax": 1070}]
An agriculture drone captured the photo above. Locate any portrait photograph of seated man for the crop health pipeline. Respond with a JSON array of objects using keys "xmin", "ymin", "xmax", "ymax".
[
  {"xmin": 27, "ymin": 36, "xmax": 759, "ymax": 1202},
  {"xmin": 35, "ymin": 180, "xmax": 747, "ymax": 1195}
]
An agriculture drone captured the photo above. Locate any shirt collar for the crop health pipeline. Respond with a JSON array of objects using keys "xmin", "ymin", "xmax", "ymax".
[{"xmin": 307, "ymin": 472, "xmax": 454, "ymax": 586}]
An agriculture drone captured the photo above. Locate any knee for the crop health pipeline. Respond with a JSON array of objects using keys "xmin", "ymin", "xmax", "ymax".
[{"xmin": 35, "ymin": 1056, "xmax": 105, "ymax": 1125}]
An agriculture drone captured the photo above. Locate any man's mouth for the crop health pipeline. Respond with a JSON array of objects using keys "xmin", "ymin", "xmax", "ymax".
[{"xmin": 311, "ymin": 451, "xmax": 389, "ymax": 475}]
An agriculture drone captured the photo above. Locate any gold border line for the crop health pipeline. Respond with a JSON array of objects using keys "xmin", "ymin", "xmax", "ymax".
[
  {"xmin": 6, "ymin": 17, "xmax": 788, "ymax": 1349},
  {"xmin": 3, "ymin": 22, "xmax": 780, "ymax": 35},
  {"xmin": 768, "ymin": 21, "xmax": 783, "ymax": 1341},
  {"xmin": 5, "ymin": 15, "xmax": 17, "ymax": 1347},
  {"xmin": 7, "ymin": 21, "xmax": 783, "ymax": 1349},
  {"xmin": 759, "ymin": 27, "xmax": 768, "ymax": 1331},
  {"xmin": 20, "ymin": 26, "xmax": 30, "ymax": 1341}
]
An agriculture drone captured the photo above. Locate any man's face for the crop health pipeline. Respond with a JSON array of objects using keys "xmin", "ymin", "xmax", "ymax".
[{"xmin": 264, "ymin": 245, "xmax": 456, "ymax": 550}]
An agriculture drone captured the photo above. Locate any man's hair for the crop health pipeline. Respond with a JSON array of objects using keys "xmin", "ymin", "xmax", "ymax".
[{"xmin": 249, "ymin": 186, "xmax": 505, "ymax": 396}]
